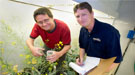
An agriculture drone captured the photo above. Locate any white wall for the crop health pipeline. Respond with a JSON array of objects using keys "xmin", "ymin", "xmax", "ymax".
[
  {"xmin": 0, "ymin": 0, "xmax": 38, "ymax": 70},
  {"xmin": 0, "ymin": 0, "xmax": 134, "ymax": 74},
  {"xmin": 0, "ymin": 0, "xmax": 80, "ymax": 70}
]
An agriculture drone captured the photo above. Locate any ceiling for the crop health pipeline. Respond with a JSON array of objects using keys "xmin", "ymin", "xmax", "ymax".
[
  {"xmin": 10, "ymin": 0, "xmax": 135, "ymax": 26},
  {"xmin": 10, "ymin": 0, "xmax": 78, "ymax": 13}
]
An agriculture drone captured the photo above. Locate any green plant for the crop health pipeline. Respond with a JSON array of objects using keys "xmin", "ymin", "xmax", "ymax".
[
  {"xmin": 17, "ymin": 48, "xmax": 78, "ymax": 75},
  {"xmin": 0, "ymin": 19, "xmax": 79, "ymax": 75}
]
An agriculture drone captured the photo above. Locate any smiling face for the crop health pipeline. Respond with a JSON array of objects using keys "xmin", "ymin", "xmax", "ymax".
[
  {"xmin": 74, "ymin": 8, "xmax": 94, "ymax": 29},
  {"xmin": 35, "ymin": 14, "xmax": 55, "ymax": 31}
]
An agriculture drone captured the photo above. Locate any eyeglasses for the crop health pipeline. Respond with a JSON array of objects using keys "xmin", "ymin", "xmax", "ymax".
[{"xmin": 37, "ymin": 19, "xmax": 50, "ymax": 25}]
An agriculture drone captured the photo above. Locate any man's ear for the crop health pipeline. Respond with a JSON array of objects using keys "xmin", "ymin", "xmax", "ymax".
[{"xmin": 91, "ymin": 11, "xmax": 94, "ymax": 16}]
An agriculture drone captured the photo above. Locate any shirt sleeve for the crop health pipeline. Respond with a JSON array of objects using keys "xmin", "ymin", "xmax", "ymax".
[
  {"xmin": 30, "ymin": 24, "xmax": 40, "ymax": 39},
  {"xmin": 61, "ymin": 25, "xmax": 71, "ymax": 45},
  {"xmin": 106, "ymin": 30, "xmax": 123, "ymax": 63},
  {"xmin": 79, "ymin": 28, "xmax": 85, "ymax": 49}
]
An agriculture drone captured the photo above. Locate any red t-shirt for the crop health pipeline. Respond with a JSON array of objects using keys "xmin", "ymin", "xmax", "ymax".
[{"xmin": 30, "ymin": 19, "xmax": 71, "ymax": 49}]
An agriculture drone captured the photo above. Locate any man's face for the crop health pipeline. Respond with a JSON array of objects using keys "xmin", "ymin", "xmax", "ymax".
[
  {"xmin": 35, "ymin": 14, "xmax": 54, "ymax": 31},
  {"xmin": 74, "ymin": 9, "xmax": 94, "ymax": 28}
]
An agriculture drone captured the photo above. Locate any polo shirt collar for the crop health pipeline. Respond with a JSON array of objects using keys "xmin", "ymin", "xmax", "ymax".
[
  {"xmin": 90, "ymin": 19, "xmax": 100, "ymax": 34},
  {"xmin": 83, "ymin": 19, "xmax": 100, "ymax": 34}
]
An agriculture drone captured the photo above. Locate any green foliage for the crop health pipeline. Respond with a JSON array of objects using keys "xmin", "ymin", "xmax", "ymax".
[
  {"xmin": 17, "ymin": 49, "xmax": 78, "ymax": 75},
  {"xmin": 0, "ymin": 20, "xmax": 79, "ymax": 75}
]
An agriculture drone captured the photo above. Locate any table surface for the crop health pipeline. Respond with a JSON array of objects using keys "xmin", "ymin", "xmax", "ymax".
[{"xmin": 88, "ymin": 57, "xmax": 116, "ymax": 75}]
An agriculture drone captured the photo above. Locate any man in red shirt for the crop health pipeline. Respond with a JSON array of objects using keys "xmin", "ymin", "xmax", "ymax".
[{"xmin": 26, "ymin": 7, "xmax": 71, "ymax": 63}]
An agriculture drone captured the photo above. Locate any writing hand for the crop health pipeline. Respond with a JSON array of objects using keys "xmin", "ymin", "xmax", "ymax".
[{"xmin": 76, "ymin": 57, "xmax": 84, "ymax": 66}]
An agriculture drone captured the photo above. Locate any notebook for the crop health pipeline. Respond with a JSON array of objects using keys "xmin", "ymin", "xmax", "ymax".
[{"xmin": 69, "ymin": 56, "xmax": 100, "ymax": 75}]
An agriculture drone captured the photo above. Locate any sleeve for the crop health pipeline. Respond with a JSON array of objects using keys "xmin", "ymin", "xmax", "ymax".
[
  {"xmin": 106, "ymin": 30, "xmax": 123, "ymax": 63},
  {"xmin": 79, "ymin": 28, "xmax": 85, "ymax": 49},
  {"xmin": 30, "ymin": 24, "xmax": 40, "ymax": 39},
  {"xmin": 61, "ymin": 25, "xmax": 71, "ymax": 45}
]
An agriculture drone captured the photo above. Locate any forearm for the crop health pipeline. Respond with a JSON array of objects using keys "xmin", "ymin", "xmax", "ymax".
[
  {"xmin": 26, "ymin": 38, "xmax": 35, "ymax": 51},
  {"xmin": 79, "ymin": 48, "xmax": 85, "ymax": 60},
  {"xmin": 106, "ymin": 63, "xmax": 119, "ymax": 72},
  {"xmin": 59, "ymin": 45, "xmax": 71, "ymax": 57}
]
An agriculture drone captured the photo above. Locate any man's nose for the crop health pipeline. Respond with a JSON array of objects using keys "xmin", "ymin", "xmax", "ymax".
[{"xmin": 42, "ymin": 21, "xmax": 47, "ymax": 26}]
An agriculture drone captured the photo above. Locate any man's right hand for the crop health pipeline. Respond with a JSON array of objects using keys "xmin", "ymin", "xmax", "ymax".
[
  {"xmin": 31, "ymin": 47, "xmax": 45, "ymax": 57},
  {"xmin": 76, "ymin": 57, "xmax": 84, "ymax": 66}
]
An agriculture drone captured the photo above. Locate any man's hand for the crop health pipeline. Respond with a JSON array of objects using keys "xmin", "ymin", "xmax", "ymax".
[
  {"xmin": 76, "ymin": 48, "xmax": 85, "ymax": 66},
  {"xmin": 31, "ymin": 47, "xmax": 45, "ymax": 57},
  {"xmin": 46, "ymin": 51, "xmax": 61, "ymax": 63},
  {"xmin": 26, "ymin": 38, "xmax": 45, "ymax": 57},
  {"xmin": 76, "ymin": 57, "xmax": 84, "ymax": 66}
]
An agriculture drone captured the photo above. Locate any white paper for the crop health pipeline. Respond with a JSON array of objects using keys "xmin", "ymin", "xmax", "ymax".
[
  {"xmin": 69, "ymin": 62, "xmax": 86, "ymax": 74},
  {"xmin": 69, "ymin": 56, "xmax": 100, "ymax": 75}
]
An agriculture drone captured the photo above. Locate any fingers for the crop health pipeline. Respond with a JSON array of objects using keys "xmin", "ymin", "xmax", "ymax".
[
  {"xmin": 39, "ymin": 48, "xmax": 45, "ymax": 51},
  {"xmin": 37, "ymin": 48, "xmax": 45, "ymax": 55},
  {"xmin": 76, "ymin": 58, "xmax": 83, "ymax": 66},
  {"xmin": 33, "ymin": 52, "xmax": 43, "ymax": 57},
  {"xmin": 46, "ymin": 56, "xmax": 55, "ymax": 63},
  {"xmin": 46, "ymin": 52, "xmax": 58, "ymax": 62},
  {"xmin": 47, "ymin": 55, "xmax": 55, "ymax": 59},
  {"xmin": 34, "ymin": 50, "xmax": 44, "ymax": 57},
  {"xmin": 31, "ymin": 47, "xmax": 45, "ymax": 57},
  {"xmin": 76, "ymin": 58, "xmax": 80, "ymax": 65},
  {"xmin": 38, "ymin": 52, "xmax": 44, "ymax": 56}
]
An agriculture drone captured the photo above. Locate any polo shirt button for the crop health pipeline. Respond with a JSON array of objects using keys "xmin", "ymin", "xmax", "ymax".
[{"xmin": 89, "ymin": 35, "xmax": 90, "ymax": 37}]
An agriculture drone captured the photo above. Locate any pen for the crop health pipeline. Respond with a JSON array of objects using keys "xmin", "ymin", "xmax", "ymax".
[{"xmin": 79, "ymin": 56, "xmax": 80, "ymax": 62}]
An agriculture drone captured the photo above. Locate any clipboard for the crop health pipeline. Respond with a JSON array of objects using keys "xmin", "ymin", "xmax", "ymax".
[{"xmin": 88, "ymin": 57, "xmax": 116, "ymax": 75}]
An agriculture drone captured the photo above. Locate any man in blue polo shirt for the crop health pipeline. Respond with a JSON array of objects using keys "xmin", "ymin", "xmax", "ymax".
[{"xmin": 73, "ymin": 2, "xmax": 123, "ymax": 73}]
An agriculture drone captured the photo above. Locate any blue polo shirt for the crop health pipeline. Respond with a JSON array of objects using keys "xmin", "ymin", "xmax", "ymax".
[{"xmin": 79, "ymin": 19, "xmax": 123, "ymax": 63}]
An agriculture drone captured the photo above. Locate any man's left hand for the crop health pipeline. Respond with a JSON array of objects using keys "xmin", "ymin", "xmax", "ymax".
[{"xmin": 46, "ymin": 51, "xmax": 62, "ymax": 62}]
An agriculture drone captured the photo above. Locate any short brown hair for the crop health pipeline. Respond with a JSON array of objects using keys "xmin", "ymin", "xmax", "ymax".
[
  {"xmin": 33, "ymin": 7, "xmax": 53, "ymax": 22},
  {"xmin": 73, "ymin": 2, "xmax": 92, "ymax": 13}
]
